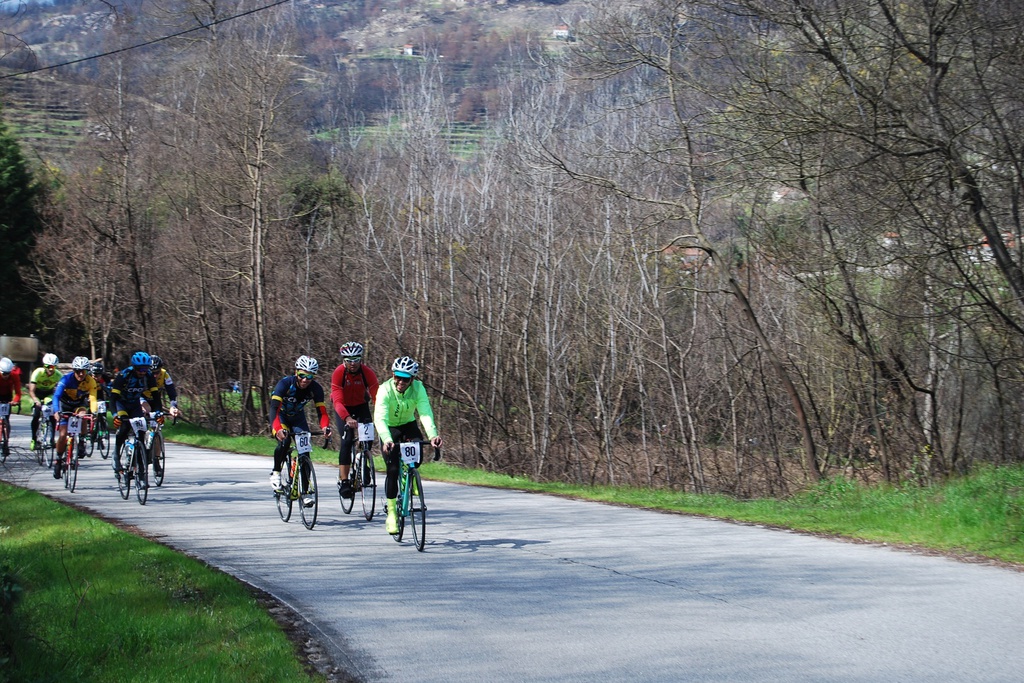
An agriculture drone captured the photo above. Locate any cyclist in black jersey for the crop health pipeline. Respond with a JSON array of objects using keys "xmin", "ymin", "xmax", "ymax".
[{"xmin": 267, "ymin": 355, "xmax": 332, "ymax": 490}]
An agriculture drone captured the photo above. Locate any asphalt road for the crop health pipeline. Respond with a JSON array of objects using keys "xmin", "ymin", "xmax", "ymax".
[{"xmin": 3, "ymin": 414, "xmax": 1023, "ymax": 682}]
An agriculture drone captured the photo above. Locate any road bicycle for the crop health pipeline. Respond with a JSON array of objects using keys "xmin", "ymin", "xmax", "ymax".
[
  {"xmin": 144, "ymin": 411, "xmax": 167, "ymax": 487},
  {"xmin": 34, "ymin": 398, "xmax": 56, "ymax": 467},
  {"xmin": 389, "ymin": 440, "xmax": 440, "ymax": 552},
  {"xmin": 0, "ymin": 401, "xmax": 10, "ymax": 463},
  {"xmin": 274, "ymin": 429, "xmax": 319, "ymax": 530},
  {"xmin": 87, "ymin": 400, "xmax": 111, "ymax": 459},
  {"xmin": 116, "ymin": 416, "xmax": 151, "ymax": 505},
  {"xmin": 339, "ymin": 422, "xmax": 377, "ymax": 520},
  {"xmin": 59, "ymin": 412, "xmax": 92, "ymax": 493}
]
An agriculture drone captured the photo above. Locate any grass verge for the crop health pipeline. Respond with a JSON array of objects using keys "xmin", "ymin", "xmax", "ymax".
[{"xmin": 0, "ymin": 483, "xmax": 322, "ymax": 683}]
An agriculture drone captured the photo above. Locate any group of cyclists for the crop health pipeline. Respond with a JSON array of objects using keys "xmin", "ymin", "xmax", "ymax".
[
  {"xmin": 270, "ymin": 342, "xmax": 442, "ymax": 535},
  {"xmin": 7, "ymin": 351, "xmax": 181, "ymax": 480},
  {"xmin": 4, "ymin": 341, "xmax": 442, "ymax": 537}
]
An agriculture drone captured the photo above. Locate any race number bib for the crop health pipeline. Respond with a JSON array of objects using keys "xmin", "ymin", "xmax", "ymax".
[
  {"xmin": 129, "ymin": 417, "xmax": 147, "ymax": 433},
  {"xmin": 97, "ymin": 400, "xmax": 106, "ymax": 413},
  {"xmin": 0, "ymin": 403, "xmax": 9, "ymax": 418},
  {"xmin": 295, "ymin": 431, "xmax": 312, "ymax": 455},
  {"xmin": 358, "ymin": 422, "xmax": 375, "ymax": 442},
  {"xmin": 42, "ymin": 403, "xmax": 53, "ymax": 418},
  {"xmin": 67, "ymin": 414, "xmax": 83, "ymax": 435},
  {"xmin": 399, "ymin": 441, "xmax": 422, "ymax": 466}
]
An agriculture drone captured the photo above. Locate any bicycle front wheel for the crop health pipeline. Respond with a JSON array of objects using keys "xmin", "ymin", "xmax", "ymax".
[
  {"xmin": 299, "ymin": 458, "xmax": 318, "ymax": 530},
  {"xmin": 134, "ymin": 443, "xmax": 149, "ymax": 505},
  {"xmin": 69, "ymin": 450, "xmax": 79, "ymax": 492},
  {"xmin": 68, "ymin": 441, "xmax": 80, "ymax": 493},
  {"xmin": 96, "ymin": 422, "xmax": 110, "ymax": 459},
  {"xmin": 409, "ymin": 469, "xmax": 426, "ymax": 551},
  {"xmin": 395, "ymin": 471, "xmax": 407, "ymax": 542},
  {"xmin": 339, "ymin": 455, "xmax": 355, "ymax": 515},
  {"xmin": 116, "ymin": 440, "xmax": 132, "ymax": 500},
  {"xmin": 360, "ymin": 445, "xmax": 376, "ymax": 521},
  {"xmin": 43, "ymin": 422, "xmax": 56, "ymax": 468},
  {"xmin": 276, "ymin": 455, "xmax": 293, "ymax": 522},
  {"xmin": 152, "ymin": 432, "xmax": 166, "ymax": 487},
  {"xmin": 63, "ymin": 442, "xmax": 72, "ymax": 490},
  {"xmin": 34, "ymin": 424, "xmax": 45, "ymax": 465},
  {"xmin": 1, "ymin": 418, "xmax": 9, "ymax": 463}
]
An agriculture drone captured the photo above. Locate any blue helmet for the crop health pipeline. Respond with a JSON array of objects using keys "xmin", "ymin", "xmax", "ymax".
[{"xmin": 131, "ymin": 351, "xmax": 152, "ymax": 369}]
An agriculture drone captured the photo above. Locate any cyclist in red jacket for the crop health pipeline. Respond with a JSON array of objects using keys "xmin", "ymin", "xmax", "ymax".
[
  {"xmin": 330, "ymin": 342, "xmax": 379, "ymax": 499},
  {"xmin": 0, "ymin": 358, "xmax": 22, "ymax": 407}
]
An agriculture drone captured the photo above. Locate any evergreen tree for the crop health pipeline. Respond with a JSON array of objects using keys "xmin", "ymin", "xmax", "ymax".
[{"xmin": 0, "ymin": 116, "xmax": 42, "ymax": 336}]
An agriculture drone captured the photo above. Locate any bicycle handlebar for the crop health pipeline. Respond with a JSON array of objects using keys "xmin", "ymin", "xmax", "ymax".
[{"xmin": 392, "ymin": 439, "xmax": 441, "ymax": 462}]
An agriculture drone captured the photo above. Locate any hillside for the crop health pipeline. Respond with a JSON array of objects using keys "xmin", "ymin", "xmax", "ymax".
[{"xmin": 1, "ymin": 0, "xmax": 585, "ymax": 156}]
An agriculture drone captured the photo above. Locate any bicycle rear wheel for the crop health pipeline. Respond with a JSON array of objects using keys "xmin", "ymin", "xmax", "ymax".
[
  {"xmin": 360, "ymin": 445, "xmax": 376, "ymax": 521},
  {"xmin": 409, "ymin": 469, "xmax": 426, "ymax": 551},
  {"xmin": 134, "ymin": 441, "xmax": 149, "ymax": 505},
  {"xmin": 276, "ymin": 455, "xmax": 293, "ymax": 522},
  {"xmin": 152, "ymin": 433, "xmax": 166, "ymax": 487},
  {"xmin": 96, "ymin": 421, "xmax": 110, "ymax": 459},
  {"xmin": 299, "ymin": 457, "xmax": 318, "ymax": 530},
  {"xmin": 84, "ymin": 425, "xmax": 95, "ymax": 457},
  {"xmin": 116, "ymin": 440, "xmax": 133, "ymax": 499}
]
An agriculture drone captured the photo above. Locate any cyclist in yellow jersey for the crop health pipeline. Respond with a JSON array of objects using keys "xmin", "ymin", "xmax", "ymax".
[
  {"xmin": 149, "ymin": 355, "xmax": 182, "ymax": 419},
  {"xmin": 28, "ymin": 353, "xmax": 61, "ymax": 450},
  {"xmin": 373, "ymin": 356, "xmax": 443, "ymax": 535}
]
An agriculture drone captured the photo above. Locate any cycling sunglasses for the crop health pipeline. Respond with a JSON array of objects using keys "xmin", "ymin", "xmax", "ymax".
[{"xmin": 296, "ymin": 371, "xmax": 316, "ymax": 380}]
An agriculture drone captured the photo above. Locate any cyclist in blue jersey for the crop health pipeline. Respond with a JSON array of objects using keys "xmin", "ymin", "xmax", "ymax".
[
  {"xmin": 267, "ymin": 355, "xmax": 332, "ymax": 490},
  {"xmin": 51, "ymin": 356, "xmax": 99, "ymax": 478}
]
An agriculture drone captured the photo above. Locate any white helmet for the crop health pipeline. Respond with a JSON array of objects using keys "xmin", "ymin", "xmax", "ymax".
[
  {"xmin": 391, "ymin": 356, "xmax": 419, "ymax": 378},
  {"xmin": 0, "ymin": 358, "xmax": 13, "ymax": 374},
  {"xmin": 71, "ymin": 356, "xmax": 91, "ymax": 371},
  {"xmin": 339, "ymin": 341, "xmax": 364, "ymax": 358},
  {"xmin": 42, "ymin": 353, "xmax": 59, "ymax": 366},
  {"xmin": 295, "ymin": 355, "xmax": 319, "ymax": 374}
]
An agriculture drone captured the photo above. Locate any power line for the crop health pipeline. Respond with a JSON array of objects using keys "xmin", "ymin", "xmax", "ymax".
[{"xmin": 0, "ymin": 0, "xmax": 293, "ymax": 80}]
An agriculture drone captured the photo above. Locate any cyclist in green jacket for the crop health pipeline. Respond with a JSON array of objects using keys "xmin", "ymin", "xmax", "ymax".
[
  {"xmin": 28, "ymin": 353, "xmax": 61, "ymax": 450},
  {"xmin": 373, "ymin": 356, "xmax": 443, "ymax": 535}
]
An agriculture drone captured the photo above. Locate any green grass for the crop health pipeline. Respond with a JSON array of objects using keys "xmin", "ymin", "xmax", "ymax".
[
  {"xmin": 0, "ymin": 484, "xmax": 320, "ymax": 683},
  {"xmin": 161, "ymin": 421, "xmax": 1024, "ymax": 566}
]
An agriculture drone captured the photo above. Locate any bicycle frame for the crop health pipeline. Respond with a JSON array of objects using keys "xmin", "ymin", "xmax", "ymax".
[
  {"xmin": 340, "ymin": 422, "xmax": 377, "ymax": 519},
  {"xmin": 116, "ymin": 416, "xmax": 151, "ymax": 505},
  {"xmin": 275, "ymin": 430, "xmax": 318, "ymax": 530},
  {"xmin": 89, "ymin": 400, "xmax": 111, "ymax": 459},
  {"xmin": 62, "ymin": 412, "xmax": 93, "ymax": 492},
  {"xmin": 37, "ymin": 399, "xmax": 56, "ymax": 467},
  {"xmin": 394, "ymin": 440, "xmax": 439, "ymax": 551}
]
